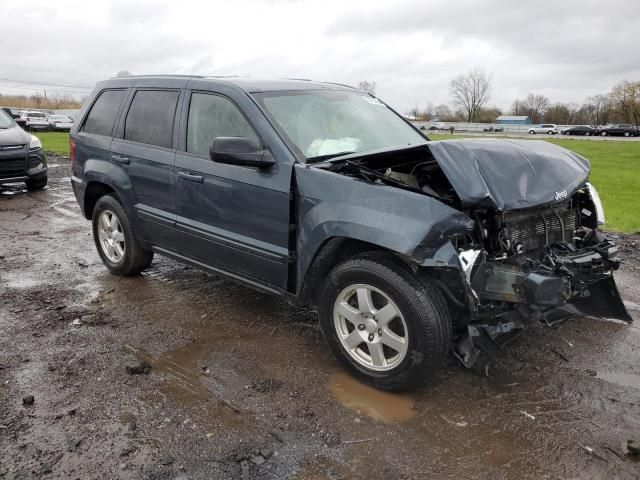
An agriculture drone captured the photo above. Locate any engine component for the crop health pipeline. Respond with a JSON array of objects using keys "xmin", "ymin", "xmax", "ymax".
[{"xmin": 499, "ymin": 203, "xmax": 577, "ymax": 254}]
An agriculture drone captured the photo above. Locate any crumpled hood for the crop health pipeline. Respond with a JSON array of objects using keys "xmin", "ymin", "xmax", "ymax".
[{"xmin": 427, "ymin": 139, "xmax": 590, "ymax": 210}]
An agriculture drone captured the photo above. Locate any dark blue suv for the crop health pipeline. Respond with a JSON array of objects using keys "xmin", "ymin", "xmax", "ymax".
[{"xmin": 70, "ymin": 76, "xmax": 630, "ymax": 390}]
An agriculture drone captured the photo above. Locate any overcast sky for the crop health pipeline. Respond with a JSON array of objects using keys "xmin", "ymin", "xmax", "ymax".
[{"xmin": 2, "ymin": 0, "xmax": 639, "ymax": 113}]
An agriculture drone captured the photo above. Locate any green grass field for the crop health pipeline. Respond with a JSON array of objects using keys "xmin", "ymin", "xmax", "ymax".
[
  {"xmin": 34, "ymin": 131, "xmax": 71, "ymax": 156},
  {"xmin": 35, "ymin": 131, "xmax": 640, "ymax": 232}
]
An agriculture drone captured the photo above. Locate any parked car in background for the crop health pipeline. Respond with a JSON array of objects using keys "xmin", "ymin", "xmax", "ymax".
[
  {"xmin": 2, "ymin": 107, "xmax": 27, "ymax": 129},
  {"xmin": 18, "ymin": 111, "xmax": 50, "ymax": 131},
  {"xmin": 428, "ymin": 122, "xmax": 447, "ymax": 131},
  {"xmin": 0, "ymin": 108, "xmax": 48, "ymax": 190},
  {"xmin": 528, "ymin": 124, "xmax": 558, "ymax": 135},
  {"xmin": 70, "ymin": 75, "xmax": 629, "ymax": 391},
  {"xmin": 597, "ymin": 124, "xmax": 639, "ymax": 137},
  {"xmin": 562, "ymin": 125, "xmax": 596, "ymax": 136},
  {"xmin": 47, "ymin": 114, "xmax": 74, "ymax": 131}
]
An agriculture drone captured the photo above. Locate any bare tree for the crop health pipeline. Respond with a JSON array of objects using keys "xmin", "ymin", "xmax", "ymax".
[
  {"xmin": 357, "ymin": 80, "xmax": 377, "ymax": 95},
  {"xmin": 116, "ymin": 70, "xmax": 133, "ymax": 78},
  {"xmin": 543, "ymin": 103, "xmax": 571, "ymax": 124},
  {"xmin": 523, "ymin": 93, "xmax": 550, "ymax": 123},
  {"xmin": 449, "ymin": 69, "xmax": 491, "ymax": 122},
  {"xmin": 566, "ymin": 102, "xmax": 580, "ymax": 124},
  {"xmin": 434, "ymin": 104, "xmax": 451, "ymax": 118},
  {"xmin": 609, "ymin": 80, "xmax": 640, "ymax": 126},
  {"xmin": 510, "ymin": 99, "xmax": 526, "ymax": 116},
  {"xmin": 582, "ymin": 94, "xmax": 611, "ymax": 127}
]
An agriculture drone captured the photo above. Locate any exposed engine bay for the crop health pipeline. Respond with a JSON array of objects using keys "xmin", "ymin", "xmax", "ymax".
[{"xmin": 317, "ymin": 141, "xmax": 631, "ymax": 368}]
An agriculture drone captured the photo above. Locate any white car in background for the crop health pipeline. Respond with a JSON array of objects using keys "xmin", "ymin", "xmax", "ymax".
[
  {"xmin": 18, "ymin": 111, "xmax": 50, "ymax": 131},
  {"xmin": 528, "ymin": 124, "xmax": 558, "ymax": 135},
  {"xmin": 47, "ymin": 114, "xmax": 74, "ymax": 131}
]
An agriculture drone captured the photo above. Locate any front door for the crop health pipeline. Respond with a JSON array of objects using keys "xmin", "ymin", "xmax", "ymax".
[{"xmin": 173, "ymin": 91, "xmax": 292, "ymax": 290}]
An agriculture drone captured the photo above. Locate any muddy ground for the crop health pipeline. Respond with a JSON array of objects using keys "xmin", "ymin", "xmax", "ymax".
[{"xmin": 1, "ymin": 155, "xmax": 639, "ymax": 480}]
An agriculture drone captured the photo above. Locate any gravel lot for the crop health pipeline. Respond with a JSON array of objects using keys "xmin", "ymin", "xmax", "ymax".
[{"xmin": 1, "ymin": 155, "xmax": 639, "ymax": 479}]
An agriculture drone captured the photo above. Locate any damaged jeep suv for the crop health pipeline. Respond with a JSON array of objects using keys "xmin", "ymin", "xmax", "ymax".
[{"xmin": 70, "ymin": 76, "xmax": 631, "ymax": 391}]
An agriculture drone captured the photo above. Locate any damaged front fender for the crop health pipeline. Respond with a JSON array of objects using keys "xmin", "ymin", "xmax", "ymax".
[{"xmin": 294, "ymin": 163, "xmax": 475, "ymax": 292}]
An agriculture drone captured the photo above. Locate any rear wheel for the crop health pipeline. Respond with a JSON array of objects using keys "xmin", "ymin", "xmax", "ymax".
[
  {"xmin": 319, "ymin": 252, "xmax": 451, "ymax": 391},
  {"xmin": 601, "ymin": 131, "xmax": 608, "ymax": 136},
  {"xmin": 624, "ymin": 131, "xmax": 630, "ymax": 137},
  {"xmin": 92, "ymin": 195, "xmax": 153, "ymax": 275}
]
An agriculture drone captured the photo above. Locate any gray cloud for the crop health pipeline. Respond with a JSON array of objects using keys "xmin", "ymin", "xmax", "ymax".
[{"xmin": 1, "ymin": 0, "xmax": 639, "ymax": 113}]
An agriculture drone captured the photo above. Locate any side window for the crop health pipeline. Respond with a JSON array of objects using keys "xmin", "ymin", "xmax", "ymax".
[
  {"xmin": 82, "ymin": 89, "xmax": 125, "ymax": 136},
  {"xmin": 124, "ymin": 90, "xmax": 179, "ymax": 148},
  {"xmin": 186, "ymin": 93, "xmax": 259, "ymax": 156}
]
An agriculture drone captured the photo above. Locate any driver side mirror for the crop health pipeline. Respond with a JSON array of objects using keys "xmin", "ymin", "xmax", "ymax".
[{"xmin": 209, "ymin": 137, "xmax": 275, "ymax": 169}]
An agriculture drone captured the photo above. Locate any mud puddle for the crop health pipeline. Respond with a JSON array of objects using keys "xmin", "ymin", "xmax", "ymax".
[{"xmin": 328, "ymin": 371, "xmax": 415, "ymax": 422}]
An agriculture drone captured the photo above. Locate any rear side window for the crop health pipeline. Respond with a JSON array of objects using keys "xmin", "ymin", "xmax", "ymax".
[
  {"xmin": 82, "ymin": 90, "xmax": 125, "ymax": 136},
  {"xmin": 186, "ymin": 93, "xmax": 259, "ymax": 156},
  {"xmin": 125, "ymin": 90, "xmax": 179, "ymax": 148}
]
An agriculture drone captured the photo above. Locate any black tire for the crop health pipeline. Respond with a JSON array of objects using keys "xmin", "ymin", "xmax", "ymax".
[
  {"xmin": 25, "ymin": 175, "xmax": 47, "ymax": 191},
  {"xmin": 601, "ymin": 131, "xmax": 607, "ymax": 136},
  {"xmin": 318, "ymin": 252, "xmax": 451, "ymax": 391},
  {"xmin": 92, "ymin": 194, "xmax": 154, "ymax": 275}
]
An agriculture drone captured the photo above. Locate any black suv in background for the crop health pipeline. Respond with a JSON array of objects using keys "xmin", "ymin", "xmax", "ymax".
[
  {"xmin": 0, "ymin": 108, "xmax": 48, "ymax": 190},
  {"xmin": 70, "ymin": 76, "xmax": 630, "ymax": 390},
  {"xmin": 598, "ymin": 124, "xmax": 639, "ymax": 137}
]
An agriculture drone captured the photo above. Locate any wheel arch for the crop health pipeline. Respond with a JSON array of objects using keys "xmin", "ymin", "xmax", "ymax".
[
  {"xmin": 297, "ymin": 237, "xmax": 386, "ymax": 306},
  {"xmin": 80, "ymin": 159, "xmax": 136, "ymax": 220},
  {"xmin": 83, "ymin": 181, "xmax": 119, "ymax": 219},
  {"xmin": 297, "ymin": 235, "xmax": 474, "ymax": 329}
]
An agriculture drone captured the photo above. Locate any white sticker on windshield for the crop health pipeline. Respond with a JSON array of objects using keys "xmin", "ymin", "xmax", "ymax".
[{"xmin": 362, "ymin": 96, "xmax": 385, "ymax": 106}]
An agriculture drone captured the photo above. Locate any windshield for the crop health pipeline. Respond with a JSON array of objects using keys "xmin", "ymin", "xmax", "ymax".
[
  {"xmin": 253, "ymin": 89, "xmax": 427, "ymax": 161},
  {"xmin": 0, "ymin": 109, "xmax": 15, "ymax": 129},
  {"xmin": 29, "ymin": 112, "xmax": 46, "ymax": 118}
]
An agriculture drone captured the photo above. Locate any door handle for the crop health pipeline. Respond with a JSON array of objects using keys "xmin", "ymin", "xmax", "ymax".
[
  {"xmin": 177, "ymin": 171, "xmax": 204, "ymax": 183},
  {"xmin": 111, "ymin": 154, "xmax": 130, "ymax": 164}
]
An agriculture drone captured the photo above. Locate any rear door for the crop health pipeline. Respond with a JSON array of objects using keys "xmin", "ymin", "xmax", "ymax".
[
  {"xmin": 110, "ymin": 88, "xmax": 182, "ymax": 248},
  {"xmin": 74, "ymin": 88, "xmax": 127, "ymax": 182},
  {"xmin": 172, "ymin": 87, "xmax": 293, "ymax": 291}
]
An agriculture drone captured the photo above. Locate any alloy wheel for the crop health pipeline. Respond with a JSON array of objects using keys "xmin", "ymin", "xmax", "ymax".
[
  {"xmin": 97, "ymin": 210, "xmax": 125, "ymax": 263},
  {"xmin": 333, "ymin": 284, "xmax": 408, "ymax": 371}
]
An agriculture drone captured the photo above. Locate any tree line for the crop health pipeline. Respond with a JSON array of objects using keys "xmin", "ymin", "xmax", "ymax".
[
  {"xmin": 370, "ymin": 69, "xmax": 640, "ymax": 126},
  {"xmin": 0, "ymin": 92, "xmax": 83, "ymax": 110}
]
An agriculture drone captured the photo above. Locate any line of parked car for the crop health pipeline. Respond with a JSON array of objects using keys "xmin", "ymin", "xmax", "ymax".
[
  {"xmin": 1, "ymin": 107, "xmax": 74, "ymax": 132},
  {"xmin": 528, "ymin": 123, "xmax": 639, "ymax": 137}
]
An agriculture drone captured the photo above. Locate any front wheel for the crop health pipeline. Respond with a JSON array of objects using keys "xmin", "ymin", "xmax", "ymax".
[
  {"xmin": 601, "ymin": 131, "xmax": 608, "ymax": 136},
  {"xmin": 92, "ymin": 195, "xmax": 154, "ymax": 275},
  {"xmin": 319, "ymin": 253, "xmax": 451, "ymax": 391}
]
